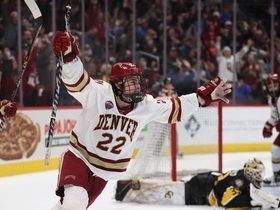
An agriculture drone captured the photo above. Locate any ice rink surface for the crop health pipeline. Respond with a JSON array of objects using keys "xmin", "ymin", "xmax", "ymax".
[{"xmin": 0, "ymin": 151, "xmax": 279, "ymax": 210}]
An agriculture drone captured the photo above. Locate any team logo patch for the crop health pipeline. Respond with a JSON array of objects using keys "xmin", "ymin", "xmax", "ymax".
[
  {"xmin": 235, "ymin": 179, "xmax": 244, "ymax": 187},
  {"xmin": 105, "ymin": 100, "xmax": 114, "ymax": 109}
]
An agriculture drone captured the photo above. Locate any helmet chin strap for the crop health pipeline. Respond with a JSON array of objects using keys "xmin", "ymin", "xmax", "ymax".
[
  {"xmin": 119, "ymin": 93, "xmax": 134, "ymax": 105},
  {"xmin": 111, "ymin": 82, "xmax": 144, "ymax": 104},
  {"xmin": 123, "ymin": 93, "xmax": 144, "ymax": 103}
]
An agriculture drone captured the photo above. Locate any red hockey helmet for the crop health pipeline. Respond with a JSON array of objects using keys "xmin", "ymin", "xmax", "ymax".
[
  {"xmin": 110, "ymin": 62, "xmax": 143, "ymax": 81},
  {"xmin": 110, "ymin": 62, "xmax": 147, "ymax": 104},
  {"xmin": 266, "ymin": 74, "xmax": 280, "ymax": 84},
  {"xmin": 265, "ymin": 74, "xmax": 280, "ymax": 97}
]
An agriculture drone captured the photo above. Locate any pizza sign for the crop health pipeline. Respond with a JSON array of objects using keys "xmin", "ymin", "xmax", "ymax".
[{"xmin": 0, "ymin": 113, "xmax": 40, "ymax": 160}]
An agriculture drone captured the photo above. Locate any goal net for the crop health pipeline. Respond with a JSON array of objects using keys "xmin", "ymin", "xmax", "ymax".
[{"xmin": 126, "ymin": 103, "xmax": 222, "ymax": 181}]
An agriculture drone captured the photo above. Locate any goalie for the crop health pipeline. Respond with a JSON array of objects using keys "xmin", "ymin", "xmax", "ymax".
[{"xmin": 115, "ymin": 158, "xmax": 280, "ymax": 209}]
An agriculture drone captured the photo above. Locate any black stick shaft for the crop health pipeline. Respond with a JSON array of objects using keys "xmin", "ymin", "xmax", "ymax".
[{"xmin": 45, "ymin": 1, "xmax": 72, "ymax": 165}]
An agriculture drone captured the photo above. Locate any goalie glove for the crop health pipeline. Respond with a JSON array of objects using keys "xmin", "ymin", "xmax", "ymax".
[
  {"xmin": 262, "ymin": 121, "xmax": 274, "ymax": 138},
  {"xmin": 249, "ymin": 183, "xmax": 280, "ymax": 208},
  {"xmin": 197, "ymin": 77, "xmax": 232, "ymax": 107},
  {"xmin": 0, "ymin": 100, "xmax": 17, "ymax": 119},
  {"xmin": 52, "ymin": 31, "xmax": 79, "ymax": 63}
]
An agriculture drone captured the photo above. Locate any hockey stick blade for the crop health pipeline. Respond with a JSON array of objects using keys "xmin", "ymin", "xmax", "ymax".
[
  {"xmin": 24, "ymin": 0, "xmax": 42, "ymax": 22},
  {"xmin": 0, "ymin": 0, "xmax": 42, "ymax": 132}
]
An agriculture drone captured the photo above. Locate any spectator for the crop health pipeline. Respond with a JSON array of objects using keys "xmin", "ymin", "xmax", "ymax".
[
  {"xmin": 220, "ymin": 6, "xmax": 232, "ymax": 26},
  {"xmin": 158, "ymin": 77, "xmax": 177, "ymax": 98},
  {"xmin": 240, "ymin": 53, "xmax": 261, "ymax": 94},
  {"xmin": 35, "ymin": 34, "xmax": 52, "ymax": 90},
  {"xmin": 215, "ymin": 39, "xmax": 253, "ymax": 84},
  {"xmin": 0, "ymin": 47, "xmax": 17, "ymax": 100},
  {"xmin": 21, "ymin": 40, "xmax": 39, "ymax": 106},
  {"xmin": 200, "ymin": 61, "xmax": 218, "ymax": 83},
  {"xmin": 235, "ymin": 74, "xmax": 253, "ymax": 104},
  {"xmin": 1, "ymin": 1, "xmax": 18, "ymax": 54}
]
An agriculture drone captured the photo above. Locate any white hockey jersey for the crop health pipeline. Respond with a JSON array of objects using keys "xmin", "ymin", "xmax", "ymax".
[
  {"xmin": 61, "ymin": 58, "xmax": 200, "ymax": 180},
  {"xmin": 266, "ymin": 96, "xmax": 280, "ymax": 126}
]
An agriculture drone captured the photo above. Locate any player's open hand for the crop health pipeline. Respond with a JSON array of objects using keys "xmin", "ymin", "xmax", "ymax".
[{"xmin": 210, "ymin": 78, "xmax": 232, "ymax": 104}]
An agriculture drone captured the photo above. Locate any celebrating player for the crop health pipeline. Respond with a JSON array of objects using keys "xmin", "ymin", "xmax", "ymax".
[
  {"xmin": 0, "ymin": 99, "xmax": 17, "ymax": 120},
  {"xmin": 262, "ymin": 73, "xmax": 280, "ymax": 185},
  {"xmin": 115, "ymin": 158, "xmax": 280, "ymax": 209},
  {"xmin": 50, "ymin": 31, "xmax": 232, "ymax": 210}
]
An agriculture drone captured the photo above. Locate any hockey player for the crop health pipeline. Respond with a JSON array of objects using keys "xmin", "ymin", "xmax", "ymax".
[
  {"xmin": 115, "ymin": 158, "xmax": 280, "ymax": 209},
  {"xmin": 262, "ymin": 73, "xmax": 280, "ymax": 185},
  {"xmin": 0, "ymin": 99, "xmax": 17, "ymax": 119},
  {"xmin": 50, "ymin": 31, "xmax": 232, "ymax": 210}
]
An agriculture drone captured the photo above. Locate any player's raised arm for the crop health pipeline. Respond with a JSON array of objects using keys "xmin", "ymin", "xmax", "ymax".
[
  {"xmin": 52, "ymin": 31, "xmax": 79, "ymax": 63},
  {"xmin": 197, "ymin": 77, "xmax": 232, "ymax": 107},
  {"xmin": 0, "ymin": 100, "xmax": 17, "ymax": 119}
]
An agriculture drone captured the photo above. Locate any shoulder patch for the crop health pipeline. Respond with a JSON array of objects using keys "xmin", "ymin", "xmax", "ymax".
[
  {"xmin": 105, "ymin": 100, "xmax": 114, "ymax": 109},
  {"xmin": 235, "ymin": 179, "xmax": 244, "ymax": 187}
]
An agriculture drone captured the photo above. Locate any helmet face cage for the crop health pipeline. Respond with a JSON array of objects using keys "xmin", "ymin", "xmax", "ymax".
[
  {"xmin": 243, "ymin": 158, "xmax": 265, "ymax": 189},
  {"xmin": 120, "ymin": 76, "xmax": 147, "ymax": 103},
  {"xmin": 110, "ymin": 63, "xmax": 147, "ymax": 104}
]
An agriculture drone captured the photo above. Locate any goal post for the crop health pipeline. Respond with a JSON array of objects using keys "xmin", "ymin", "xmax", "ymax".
[{"xmin": 126, "ymin": 102, "xmax": 223, "ymax": 181}]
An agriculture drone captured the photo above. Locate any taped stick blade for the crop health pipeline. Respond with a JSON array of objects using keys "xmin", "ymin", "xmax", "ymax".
[{"xmin": 24, "ymin": 0, "xmax": 42, "ymax": 19}]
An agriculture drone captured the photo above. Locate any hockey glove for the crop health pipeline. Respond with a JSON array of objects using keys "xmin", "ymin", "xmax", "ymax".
[
  {"xmin": 0, "ymin": 100, "xmax": 17, "ymax": 119},
  {"xmin": 262, "ymin": 121, "xmax": 274, "ymax": 138},
  {"xmin": 197, "ymin": 77, "xmax": 232, "ymax": 107},
  {"xmin": 52, "ymin": 31, "xmax": 79, "ymax": 63}
]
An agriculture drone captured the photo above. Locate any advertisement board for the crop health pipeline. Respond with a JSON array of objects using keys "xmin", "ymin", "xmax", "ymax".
[{"xmin": 0, "ymin": 105, "xmax": 274, "ymax": 176}]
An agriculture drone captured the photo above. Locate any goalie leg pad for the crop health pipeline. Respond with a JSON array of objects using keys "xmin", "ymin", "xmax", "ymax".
[
  {"xmin": 249, "ymin": 183, "xmax": 280, "ymax": 208},
  {"xmin": 116, "ymin": 179, "xmax": 185, "ymax": 205}
]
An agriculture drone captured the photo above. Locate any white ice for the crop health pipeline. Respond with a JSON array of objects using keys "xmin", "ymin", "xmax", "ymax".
[{"xmin": 0, "ymin": 152, "xmax": 279, "ymax": 210}]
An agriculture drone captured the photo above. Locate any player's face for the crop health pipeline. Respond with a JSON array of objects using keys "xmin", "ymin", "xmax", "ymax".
[{"xmin": 123, "ymin": 76, "xmax": 141, "ymax": 94}]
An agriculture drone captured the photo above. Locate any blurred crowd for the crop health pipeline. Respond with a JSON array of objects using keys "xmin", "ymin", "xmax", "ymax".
[{"xmin": 1, "ymin": 0, "xmax": 280, "ymax": 106}]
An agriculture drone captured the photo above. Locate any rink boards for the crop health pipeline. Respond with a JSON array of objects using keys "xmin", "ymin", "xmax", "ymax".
[{"xmin": 0, "ymin": 105, "xmax": 274, "ymax": 177}]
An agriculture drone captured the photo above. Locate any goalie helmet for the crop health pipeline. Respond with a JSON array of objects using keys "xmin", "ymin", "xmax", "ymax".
[
  {"xmin": 264, "ymin": 74, "xmax": 280, "ymax": 97},
  {"xmin": 243, "ymin": 158, "xmax": 265, "ymax": 189},
  {"xmin": 110, "ymin": 62, "xmax": 147, "ymax": 104}
]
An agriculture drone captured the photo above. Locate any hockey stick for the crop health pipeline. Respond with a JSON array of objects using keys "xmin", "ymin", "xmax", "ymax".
[
  {"xmin": 44, "ymin": 2, "xmax": 72, "ymax": 165},
  {"xmin": 269, "ymin": 77, "xmax": 280, "ymax": 119},
  {"xmin": 0, "ymin": 0, "xmax": 42, "ymax": 132}
]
